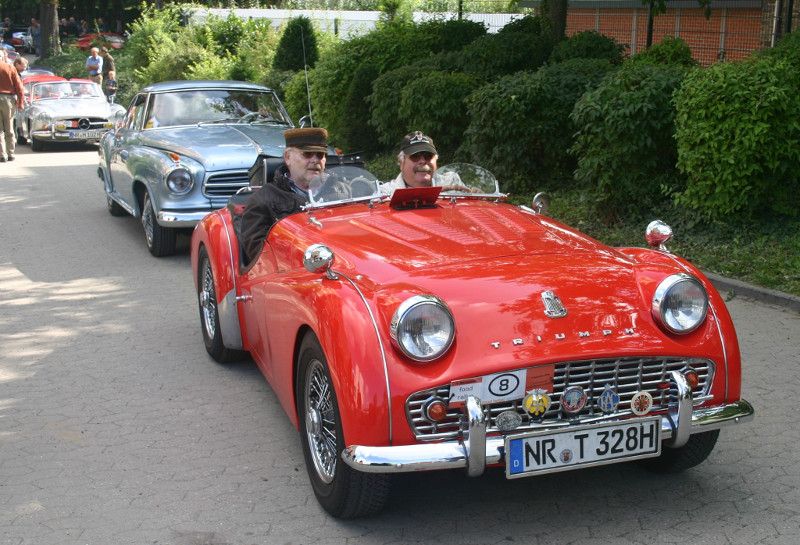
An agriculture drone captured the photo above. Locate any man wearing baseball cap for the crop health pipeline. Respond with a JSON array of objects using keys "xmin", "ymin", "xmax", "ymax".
[
  {"xmin": 240, "ymin": 127, "xmax": 329, "ymax": 264},
  {"xmin": 380, "ymin": 131, "xmax": 439, "ymax": 195}
]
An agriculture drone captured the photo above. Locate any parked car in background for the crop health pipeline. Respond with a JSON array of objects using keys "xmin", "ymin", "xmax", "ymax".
[
  {"xmin": 98, "ymin": 80, "xmax": 296, "ymax": 257},
  {"xmin": 73, "ymin": 32, "xmax": 126, "ymax": 50},
  {"xmin": 0, "ymin": 42, "xmax": 18, "ymax": 62},
  {"xmin": 14, "ymin": 78, "xmax": 125, "ymax": 151},
  {"xmin": 190, "ymin": 162, "xmax": 754, "ymax": 517}
]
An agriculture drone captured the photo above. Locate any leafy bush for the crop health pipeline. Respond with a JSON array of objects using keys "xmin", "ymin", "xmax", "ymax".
[
  {"xmin": 754, "ymin": 28, "xmax": 800, "ymax": 65},
  {"xmin": 369, "ymin": 64, "xmax": 432, "ymax": 148},
  {"xmin": 273, "ymin": 16, "xmax": 319, "ymax": 71},
  {"xmin": 627, "ymin": 35, "xmax": 698, "ymax": 67},
  {"xmin": 464, "ymin": 58, "xmax": 615, "ymax": 190},
  {"xmin": 570, "ymin": 64, "xmax": 689, "ymax": 220},
  {"xmin": 339, "ymin": 62, "xmax": 382, "ymax": 153},
  {"xmin": 399, "ymin": 71, "xmax": 483, "ymax": 162},
  {"xmin": 309, "ymin": 18, "xmax": 486, "ymax": 140},
  {"xmin": 674, "ymin": 57, "xmax": 800, "ymax": 219},
  {"xmin": 550, "ymin": 30, "xmax": 628, "ymax": 65},
  {"xmin": 124, "ymin": 4, "xmax": 183, "ymax": 80},
  {"xmin": 454, "ymin": 30, "xmax": 553, "ymax": 81}
]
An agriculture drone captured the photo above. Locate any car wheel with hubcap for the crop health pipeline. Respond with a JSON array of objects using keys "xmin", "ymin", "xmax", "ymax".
[
  {"xmin": 141, "ymin": 190, "xmax": 176, "ymax": 257},
  {"xmin": 196, "ymin": 246, "xmax": 247, "ymax": 363},
  {"xmin": 297, "ymin": 333, "xmax": 391, "ymax": 518}
]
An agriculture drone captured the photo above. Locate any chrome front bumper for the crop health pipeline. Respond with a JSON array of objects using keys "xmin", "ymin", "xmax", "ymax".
[
  {"xmin": 157, "ymin": 210, "xmax": 211, "ymax": 228},
  {"xmin": 342, "ymin": 372, "xmax": 754, "ymax": 476}
]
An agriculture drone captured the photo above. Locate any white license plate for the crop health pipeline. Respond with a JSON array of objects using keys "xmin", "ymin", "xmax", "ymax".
[
  {"xmin": 505, "ymin": 417, "xmax": 661, "ymax": 478},
  {"xmin": 70, "ymin": 130, "xmax": 104, "ymax": 139}
]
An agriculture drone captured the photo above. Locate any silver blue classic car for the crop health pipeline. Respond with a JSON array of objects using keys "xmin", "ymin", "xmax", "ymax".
[{"xmin": 98, "ymin": 80, "xmax": 294, "ymax": 257}]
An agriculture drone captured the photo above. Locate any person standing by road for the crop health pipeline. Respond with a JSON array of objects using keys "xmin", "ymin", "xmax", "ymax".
[
  {"xmin": 85, "ymin": 47, "xmax": 103, "ymax": 85},
  {"xmin": 31, "ymin": 19, "xmax": 41, "ymax": 58},
  {"xmin": 99, "ymin": 47, "xmax": 116, "ymax": 101},
  {"xmin": 0, "ymin": 53, "xmax": 24, "ymax": 162}
]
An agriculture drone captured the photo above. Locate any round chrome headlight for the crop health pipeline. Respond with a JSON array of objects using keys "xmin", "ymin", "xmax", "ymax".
[
  {"xmin": 390, "ymin": 295, "xmax": 455, "ymax": 362},
  {"xmin": 166, "ymin": 168, "xmax": 193, "ymax": 194},
  {"xmin": 34, "ymin": 110, "xmax": 53, "ymax": 127},
  {"xmin": 652, "ymin": 273, "xmax": 708, "ymax": 334}
]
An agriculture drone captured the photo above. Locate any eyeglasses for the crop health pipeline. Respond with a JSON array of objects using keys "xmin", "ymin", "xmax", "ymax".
[
  {"xmin": 298, "ymin": 151, "xmax": 326, "ymax": 159},
  {"xmin": 408, "ymin": 151, "xmax": 435, "ymax": 162}
]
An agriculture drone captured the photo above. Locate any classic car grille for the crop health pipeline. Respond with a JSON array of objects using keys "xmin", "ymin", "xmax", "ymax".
[
  {"xmin": 204, "ymin": 172, "xmax": 251, "ymax": 198},
  {"xmin": 406, "ymin": 356, "xmax": 714, "ymax": 440},
  {"xmin": 61, "ymin": 117, "xmax": 110, "ymax": 130}
]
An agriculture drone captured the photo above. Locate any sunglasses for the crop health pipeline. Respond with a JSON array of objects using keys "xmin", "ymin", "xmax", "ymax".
[
  {"xmin": 408, "ymin": 151, "xmax": 435, "ymax": 162},
  {"xmin": 299, "ymin": 151, "xmax": 326, "ymax": 159}
]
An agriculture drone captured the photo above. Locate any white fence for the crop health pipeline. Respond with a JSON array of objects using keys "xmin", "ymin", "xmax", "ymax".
[{"xmin": 189, "ymin": 8, "xmax": 528, "ymax": 36}]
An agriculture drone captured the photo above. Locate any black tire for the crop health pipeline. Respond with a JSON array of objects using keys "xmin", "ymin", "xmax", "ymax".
[
  {"xmin": 107, "ymin": 195, "xmax": 126, "ymax": 217},
  {"xmin": 141, "ymin": 191, "xmax": 176, "ymax": 257},
  {"xmin": 640, "ymin": 430, "xmax": 720, "ymax": 474},
  {"xmin": 296, "ymin": 333, "xmax": 391, "ymax": 518},
  {"xmin": 196, "ymin": 246, "xmax": 247, "ymax": 363},
  {"xmin": 16, "ymin": 126, "xmax": 26, "ymax": 145},
  {"xmin": 30, "ymin": 136, "xmax": 44, "ymax": 151}
]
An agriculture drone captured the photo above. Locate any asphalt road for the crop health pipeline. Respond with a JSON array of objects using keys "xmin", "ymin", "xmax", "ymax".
[{"xmin": 1, "ymin": 144, "xmax": 798, "ymax": 545}]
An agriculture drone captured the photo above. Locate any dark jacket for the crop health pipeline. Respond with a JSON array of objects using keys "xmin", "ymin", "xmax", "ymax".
[{"xmin": 240, "ymin": 164, "xmax": 307, "ymax": 265}]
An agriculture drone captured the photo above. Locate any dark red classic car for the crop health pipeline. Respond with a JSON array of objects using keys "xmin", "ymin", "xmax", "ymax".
[{"xmin": 190, "ymin": 163, "xmax": 754, "ymax": 518}]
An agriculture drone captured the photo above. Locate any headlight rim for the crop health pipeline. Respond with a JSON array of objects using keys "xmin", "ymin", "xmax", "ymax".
[
  {"xmin": 165, "ymin": 166, "xmax": 194, "ymax": 195},
  {"xmin": 390, "ymin": 294, "xmax": 455, "ymax": 363},
  {"xmin": 652, "ymin": 273, "xmax": 709, "ymax": 335}
]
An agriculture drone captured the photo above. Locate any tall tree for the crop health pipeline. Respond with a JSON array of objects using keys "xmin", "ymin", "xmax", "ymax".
[{"xmin": 40, "ymin": 0, "xmax": 61, "ymax": 58}]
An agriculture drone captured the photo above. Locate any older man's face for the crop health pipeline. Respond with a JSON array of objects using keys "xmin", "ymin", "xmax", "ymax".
[
  {"xmin": 400, "ymin": 151, "xmax": 437, "ymax": 188},
  {"xmin": 284, "ymin": 148, "xmax": 326, "ymax": 191}
]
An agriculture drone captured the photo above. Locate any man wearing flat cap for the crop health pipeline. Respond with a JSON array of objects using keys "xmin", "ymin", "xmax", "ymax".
[
  {"xmin": 380, "ymin": 131, "xmax": 439, "ymax": 195},
  {"xmin": 240, "ymin": 127, "xmax": 329, "ymax": 264}
]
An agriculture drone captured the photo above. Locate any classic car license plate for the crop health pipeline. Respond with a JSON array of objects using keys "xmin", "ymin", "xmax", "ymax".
[
  {"xmin": 505, "ymin": 417, "xmax": 661, "ymax": 478},
  {"xmin": 70, "ymin": 130, "xmax": 104, "ymax": 139}
]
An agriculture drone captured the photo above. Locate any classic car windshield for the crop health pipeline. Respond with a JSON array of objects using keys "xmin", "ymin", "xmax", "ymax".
[
  {"xmin": 306, "ymin": 164, "xmax": 383, "ymax": 208},
  {"xmin": 144, "ymin": 89, "xmax": 291, "ymax": 129},
  {"xmin": 434, "ymin": 164, "xmax": 506, "ymax": 198},
  {"xmin": 31, "ymin": 82, "xmax": 72, "ymax": 99}
]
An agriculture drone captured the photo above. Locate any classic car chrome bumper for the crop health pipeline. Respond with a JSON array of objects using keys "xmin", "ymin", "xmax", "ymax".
[
  {"xmin": 342, "ymin": 372, "xmax": 754, "ymax": 476},
  {"xmin": 157, "ymin": 210, "xmax": 212, "ymax": 227}
]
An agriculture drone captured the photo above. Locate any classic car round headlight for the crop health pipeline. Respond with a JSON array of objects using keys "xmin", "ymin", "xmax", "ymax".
[
  {"xmin": 166, "ymin": 168, "xmax": 193, "ymax": 194},
  {"xmin": 390, "ymin": 295, "xmax": 455, "ymax": 362},
  {"xmin": 34, "ymin": 111, "xmax": 53, "ymax": 127},
  {"xmin": 652, "ymin": 273, "xmax": 708, "ymax": 334}
]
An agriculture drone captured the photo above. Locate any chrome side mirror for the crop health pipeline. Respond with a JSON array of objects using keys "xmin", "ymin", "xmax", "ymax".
[
  {"xmin": 645, "ymin": 220, "xmax": 673, "ymax": 252},
  {"xmin": 532, "ymin": 192, "xmax": 550, "ymax": 215},
  {"xmin": 303, "ymin": 244, "xmax": 338, "ymax": 279}
]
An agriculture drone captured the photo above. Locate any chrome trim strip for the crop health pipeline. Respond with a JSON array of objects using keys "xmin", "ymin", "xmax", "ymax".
[
  {"xmin": 341, "ymin": 399, "xmax": 754, "ymax": 474},
  {"xmin": 336, "ymin": 272, "xmax": 394, "ymax": 444}
]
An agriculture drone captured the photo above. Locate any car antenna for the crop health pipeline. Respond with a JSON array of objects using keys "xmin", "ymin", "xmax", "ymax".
[{"xmin": 302, "ymin": 26, "xmax": 313, "ymax": 127}]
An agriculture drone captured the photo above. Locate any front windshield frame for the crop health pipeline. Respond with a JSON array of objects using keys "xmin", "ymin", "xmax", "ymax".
[
  {"xmin": 143, "ymin": 88, "xmax": 293, "ymax": 129},
  {"xmin": 434, "ymin": 163, "xmax": 507, "ymax": 199}
]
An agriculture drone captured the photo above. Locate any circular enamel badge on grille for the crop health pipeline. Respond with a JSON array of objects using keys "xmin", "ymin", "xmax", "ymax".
[
  {"xmin": 631, "ymin": 391, "xmax": 653, "ymax": 416},
  {"xmin": 561, "ymin": 386, "xmax": 586, "ymax": 414},
  {"xmin": 523, "ymin": 390, "xmax": 551, "ymax": 417},
  {"xmin": 598, "ymin": 384, "xmax": 620, "ymax": 414}
]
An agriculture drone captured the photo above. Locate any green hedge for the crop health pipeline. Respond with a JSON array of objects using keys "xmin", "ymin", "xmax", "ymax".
[
  {"xmin": 674, "ymin": 57, "xmax": 800, "ymax": 219},
  {"xmin": 464, "ymin": 58, "xmax": 615, "ymax": 191},
  {"xmin": 570, "ymin": 63, "xmax": 689, "ymax": 220}
]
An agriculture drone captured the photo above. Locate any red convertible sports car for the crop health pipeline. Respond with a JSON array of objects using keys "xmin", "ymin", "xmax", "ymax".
[{"xmin": 190, "ymin": 162, "xmax": 754, "ymax": 518}]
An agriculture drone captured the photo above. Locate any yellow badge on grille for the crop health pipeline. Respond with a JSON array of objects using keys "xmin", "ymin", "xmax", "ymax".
[{"xmin": 523, "ymin": 389, "xmax": 551, "ymax": 417}]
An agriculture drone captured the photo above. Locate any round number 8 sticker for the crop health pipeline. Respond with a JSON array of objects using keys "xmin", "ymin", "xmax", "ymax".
[{"xmin": 488, "ymin": 373, "xmax": 520, "ymax": 396}]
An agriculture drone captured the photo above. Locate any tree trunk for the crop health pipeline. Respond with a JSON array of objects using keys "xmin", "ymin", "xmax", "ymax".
[
  {"xmin": 543, "ymin": 0, "xmax": 568, "ymax": 44},
  {"xmin": 40, "ymin": 1, "xmax": 61, "ymax": 59}
]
